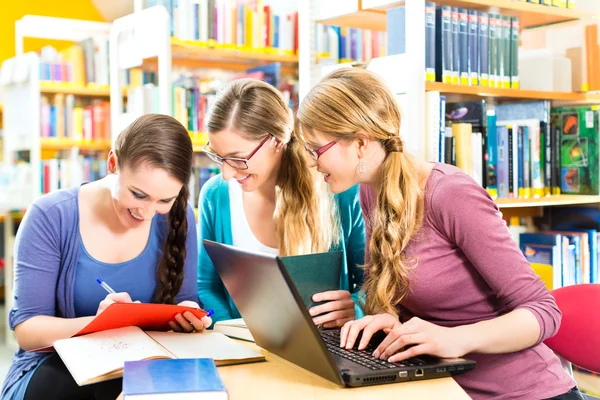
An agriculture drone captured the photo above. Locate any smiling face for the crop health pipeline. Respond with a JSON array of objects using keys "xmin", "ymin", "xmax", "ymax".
[
  {"xmin": 109, "ymin": 157, "xmax": 183, "ymax": 229},
  {"xmin": 207, "ymin": 127, "xmax": 283, "ymax": 192},
  {"xmin": 303, "ymin": 129, "xmax": 360, "ymax": 194}
]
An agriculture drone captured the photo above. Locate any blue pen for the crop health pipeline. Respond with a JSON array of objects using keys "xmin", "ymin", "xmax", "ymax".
[
  {"xmin": 96, "ymin": 278, "xmax": 116, "ymax": 294},
  {"xmin": 206, "ymin": 309, "xmax": 214, "ymax": 318}
]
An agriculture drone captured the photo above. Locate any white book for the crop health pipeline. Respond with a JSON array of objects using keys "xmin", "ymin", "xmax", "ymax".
[
  {"xmin": 471, "ymin": 132, "xmax": 483, "ymax": 187},
  {"xmin": 213, "ymin": 318, "xmax": 255, "ymax": 342},
  {"xmin": 53, "ymin": 327, "xmax": 263, "ymax": 386},
  {"xmin": 199, "ymin": 0, "xmax": 209, "ymax": 42}
]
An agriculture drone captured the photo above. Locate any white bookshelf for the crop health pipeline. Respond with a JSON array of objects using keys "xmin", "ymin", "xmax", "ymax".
[{"xmin": 0, "ymin": 16, "xmax": 112, "ymax": 350}]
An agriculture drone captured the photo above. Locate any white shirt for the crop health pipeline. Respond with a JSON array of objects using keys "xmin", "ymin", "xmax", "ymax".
[{"xmin": 229, "ymin": 180, "xmax": 278, "ymax": 255}]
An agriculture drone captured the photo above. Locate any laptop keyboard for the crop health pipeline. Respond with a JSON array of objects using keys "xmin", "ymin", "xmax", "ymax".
[{"xmin": 321, "ymin": 330, "xmax": 431, "ymax": 371}]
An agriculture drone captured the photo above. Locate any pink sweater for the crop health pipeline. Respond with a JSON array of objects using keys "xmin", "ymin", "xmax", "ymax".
[{"xmin": 360, "ymin": 163, "xmax": 575, "ymax": 400}]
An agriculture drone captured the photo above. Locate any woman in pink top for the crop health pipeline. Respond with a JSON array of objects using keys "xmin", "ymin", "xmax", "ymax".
[{"xmin": 295, "ymin": 68, "xmax": 582, "ymax": 400}]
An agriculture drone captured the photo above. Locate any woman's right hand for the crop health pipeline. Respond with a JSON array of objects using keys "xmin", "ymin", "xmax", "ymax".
[
  {"xmin": 339, "ymin": 312, "xmax": 401, "ymax": 350},
  {"xmin": 96, "ymin": 292, "xmax": 138, "ymax": 315}
]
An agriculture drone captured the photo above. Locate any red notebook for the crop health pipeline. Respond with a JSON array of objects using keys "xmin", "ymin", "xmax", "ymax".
[{"xmin": 33, "ymin": 303, "xmax": 208, "ymax": 352}]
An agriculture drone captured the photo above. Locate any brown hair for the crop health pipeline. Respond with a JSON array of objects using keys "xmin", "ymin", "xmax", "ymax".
[
  {"xmin": 206, "ymin": 78, "xmax": 338, "ymax": 255},
  {"xmin": 114, "ymin": 114, "xmax": 193, "ymax": 304},
  {"xmin": 295, "ymin": 68, "xmax": 423, "ymax": 315}
]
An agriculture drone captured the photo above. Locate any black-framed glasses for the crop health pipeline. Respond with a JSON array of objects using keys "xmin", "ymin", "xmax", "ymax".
[
  {"xmin": 202, "ymin": 135, "xmax": 271, "ymax": 170},
  {"xmin": 304, "ymin": 140, "xmax": 337, "ymax": 161}
]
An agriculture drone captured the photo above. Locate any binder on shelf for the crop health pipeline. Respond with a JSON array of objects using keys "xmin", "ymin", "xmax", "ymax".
[{"xmin": 435, "ymin": 6, "xmax": 452, "ymax": 84}]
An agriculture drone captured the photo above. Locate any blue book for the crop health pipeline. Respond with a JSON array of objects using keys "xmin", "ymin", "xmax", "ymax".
[
  {"xmin": 425, "ymin": 2, "xmax": 436, "ymax": 82},
  {"xmin": 487, "ymin": 113, "xmax": 498, "ymax": 197},
  {"xmin": 497, "ymin": 126, "xmax": 509, "ymax": 198},
  {"xmin": 458, "ymin": 8, "xmax": 469, "ymax": 85},
  {"xmin": 520, "ymin": 233, "xmax": 563, "ymax": 288},
  {"xmin": 123, "ymin": 358, "xmax": 228, "ymax": 399}
]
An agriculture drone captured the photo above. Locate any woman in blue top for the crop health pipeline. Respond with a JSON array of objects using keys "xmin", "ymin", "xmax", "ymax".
[
  {"xmin": 2, "ymin": 115, "xmax": 212, "ymax": 400},
  {"xmin": 198, "ymin": 79, "xmax": 365, "ymax": 328}
]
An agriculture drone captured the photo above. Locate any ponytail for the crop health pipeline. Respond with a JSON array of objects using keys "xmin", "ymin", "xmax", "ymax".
[
  {"xmin": 363, "ymin": 141, "xmax": 422, "ymax": 315},
  {"xmin": 154, "ymin": 185, "xmax": 189, "ymax": 304}
]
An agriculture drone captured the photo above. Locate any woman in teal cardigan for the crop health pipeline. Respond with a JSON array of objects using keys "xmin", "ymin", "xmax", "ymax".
[{"xmin": 197, "ymin": 78, "xmax": 365, "ymax": 328}]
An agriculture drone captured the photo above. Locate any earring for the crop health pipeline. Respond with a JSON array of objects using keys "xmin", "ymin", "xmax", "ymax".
[{"xmin": 358, "ymin": 160, "xmax": 367, "ymax": 175}]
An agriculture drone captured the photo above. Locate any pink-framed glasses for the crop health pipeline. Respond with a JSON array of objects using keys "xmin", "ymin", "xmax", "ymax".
[{"xmin": 304, "ymin": 140, "xmax": 337, "ymax": 161}]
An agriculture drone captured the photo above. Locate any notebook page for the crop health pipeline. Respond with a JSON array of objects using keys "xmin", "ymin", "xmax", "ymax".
[
  {"xmin": 54, "ymin": 326, "xmax": 172, "ymax": 386},
  {"xmin": 146, "ymin": 331, "xmax": 263, "ymax": 364}
]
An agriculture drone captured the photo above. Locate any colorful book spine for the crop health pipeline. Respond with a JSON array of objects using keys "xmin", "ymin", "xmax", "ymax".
[
  {"xmin": 425, "ymin": 2, "xmax": 436, "ymax": 82},
  {"xmin": 451, "ymin": 8, "xmax": 460, "ymax": 85},
  {"xmin": 488, "ymin": 14, "xmax": 499, "ymax": 88},
  {"xmin": 510, "ymin": 17, "xmax": 520, "ymax": 89},
  {"xmin": 478, "ymin": 12, "xmax": 489, "ymax": 87},
  {"xmin": 467, "ymin": 10, "xmax": 479, "ymax": 86},
  {"xmin": 501, "ymin": 16, "xmax": 512, "ymax": 89},
  {"xmin": 458, "ymin": 9, "xmax": 469, "ymax": 85},
  {"xmin": 436, "ymin": 6, "xmax": 452, "ymax": 84}
]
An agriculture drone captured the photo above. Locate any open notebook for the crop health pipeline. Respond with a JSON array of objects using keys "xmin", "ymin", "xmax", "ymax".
[{"xmin": 54, "ymin": 327, "xmax": 264, "ymax": 386}]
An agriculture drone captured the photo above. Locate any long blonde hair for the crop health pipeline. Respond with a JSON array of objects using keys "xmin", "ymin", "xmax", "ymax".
[
  {"xmin": 206, "ymin": 78, "xmax": 339, "ymax": 256},
  {"xmin": 295, "ymin": 68, "xmax": 423, "ymax": 315}
]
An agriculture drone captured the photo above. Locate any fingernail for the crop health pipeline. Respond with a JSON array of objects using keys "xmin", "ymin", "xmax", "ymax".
[
  {"xmin": 309, "ymin": 309, "xmax": 316, "ymax": 316},
  {"xmin": 373, "ymin": 350, "xmax": 379, "ymax": 358}
]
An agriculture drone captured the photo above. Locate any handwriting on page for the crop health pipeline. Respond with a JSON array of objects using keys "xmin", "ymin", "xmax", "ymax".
[{"xmin": 54, "ymin": 326, "xmax": 172, "ymax": 386}]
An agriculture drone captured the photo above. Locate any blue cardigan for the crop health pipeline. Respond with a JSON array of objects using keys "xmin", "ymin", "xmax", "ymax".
[
  {"xmin": 197, "ymin": 175, "xmax": 366, "ymax": 324},
  {"xmin": 1, "ymin": 186, "xmax": 199, "ymax": 400}
]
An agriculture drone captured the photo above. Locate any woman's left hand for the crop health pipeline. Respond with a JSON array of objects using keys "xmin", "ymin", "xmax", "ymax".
[
  {"xmin": 309, "ymin": 290, "xmax": 356, "ymax": 328},
  {"xmin": 373, "ymin": 317, "xmax": 470, "ymax": 362},
  {"xmin": 169, "ymin": 300, "xmax": 213, "ymax": 333}
]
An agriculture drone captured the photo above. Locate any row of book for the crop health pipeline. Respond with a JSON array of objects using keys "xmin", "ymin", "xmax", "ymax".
[
  {"xmin": 41, "ymin": 95, "xmax": 111, "ymax": 142},
  {"xmin": 316, "ymin": 25, "xmax": 388, "ymax": 64},
  {"xmin": 38, "ymin": 39, "xmax": 109, "ymax": 86},
  {"xmin": 147, "ymin": 0, "xmax": 298, "ymax": 53},
  {"xmin": 126, "ymin": 63, "xmax": 298, "ymax": 132},
  {"xmin": 426, "ymin": 97, "xmax": 600, "ymax": 197},
  {"xmin": 41, "ymin": 154, "xmax": 107, "ymax": 195},
  {"xmin": 388, "ymin": 4, "xmax": 519, "ymax": 88}
]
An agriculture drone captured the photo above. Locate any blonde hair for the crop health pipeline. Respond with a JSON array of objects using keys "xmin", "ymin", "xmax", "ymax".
[
  {"xmin": 206, "ymin": 78, "xmax": 339, "ymax": 255},
  {"xmin": 295, "ymin": 68, "xmax": 423, "ymax": 315}
]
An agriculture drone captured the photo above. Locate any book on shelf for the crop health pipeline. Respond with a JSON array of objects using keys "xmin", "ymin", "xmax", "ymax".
[
  {"xmin": 39, "ymin": 37, "xmax": 109, "ymax": 86},
  {"xmin": 41, "ymin": 95, "xmax": 110, "ymax": 142},
  {"xmin": 41, "ymin": 154, "xmax": 107, "ymax": 195},
  {"xmin": 123, "ymin": 358, "xmax": 229, "ymax": 400},
  {"xmin": 318, "ymin": 25, "xmax": 387, "ymax": 64},
  {"xmin": 148, "ymin": 0, "xmax": 298, "ymax": 54}
]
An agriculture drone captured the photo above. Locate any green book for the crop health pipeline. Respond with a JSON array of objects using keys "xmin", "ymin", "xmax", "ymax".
[
  {"xmin": 281, "ymin": 251, "xmax": 343, "ymax": 311},
  {"xmin": 488, "ymin": 14, "xmax": 499, "ymax": 88},
  {"xmin": 551, "ymin": 106, "xmax": 600, "ymax": 195},
  {"xmin": 510, "ymin": 17, "xmax": 520, "ymax": 89},
  {"xmin": 501, "ymin": 16, "xmax": 512, "ymax": 89}
]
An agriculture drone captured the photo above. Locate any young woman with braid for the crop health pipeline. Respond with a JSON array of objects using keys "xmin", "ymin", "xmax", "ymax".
[
  {"xmin": 295, "ymin": 68, "xmax": 584, "ymax": 400},
  {"xmin": 198, "ymin": 78, "xmax": 365, "ymax": 328},
  {"xmin": 2, "ymin": 114, "xmax": 211, "ymax": 400}
]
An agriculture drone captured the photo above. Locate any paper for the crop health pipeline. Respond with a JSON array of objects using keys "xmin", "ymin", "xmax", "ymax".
[
  {"xmin": 54, "ymin": 326, "xmax": 172, "ymax": 386},
  {"xmin": 147, "ymin": 331, "xmax": 264, "ymax": 364}
]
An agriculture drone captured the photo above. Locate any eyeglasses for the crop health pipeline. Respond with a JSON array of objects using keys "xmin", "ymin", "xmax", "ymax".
[
  {"xmin": 304, "ymin": 140, "xmax": 337, "ymax": 161},
  {"xmin": 202, "ymin": 136, "xmax": 271, "ymax": 170}
]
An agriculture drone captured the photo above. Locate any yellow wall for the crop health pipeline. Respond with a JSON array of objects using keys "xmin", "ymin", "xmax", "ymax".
[{"xmin": 0, "ymin": 0, "xmax": 105, "ymax": 64}]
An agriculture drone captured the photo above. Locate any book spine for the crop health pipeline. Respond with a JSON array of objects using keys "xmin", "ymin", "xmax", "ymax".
[
  {"xmin": 486, "ymin": 113, "xmax": 498, "ymax": 197},
  {"xmin": 498, "ymin": 126, "xmax": 509, "ymax": 198},
  {"xmin": 478, "ymin": 12, "xmax": 489, "ymax": 87},
  {"xmin": 387, "ymin": 7, "xmax": 406, "ymax": 56},
  {"xmin": 501, "ymin": 16, "xmax": 511, "ymax": 89},
  {"xmin": 510, "ymin": 17, "xmax": 520, "ymax": 89},
  {"xmin": 530, "ymin": 123, "xmax": 544, "ymax": 197},
  {"xmin": 436, "ymin": 6, "xmax": 452, "ymax": 83},
  {"xmin": 468, "ymin": 10, "xmax": 479, "ymax": 86},
  {"xmin": 552, "ymin": 116, "xmax": 561, "ymax": 195},
  {"xmin": 439, "ymin": 95, "xmax": 446, "ymax": 163},
  {"xmin": 425, "ymin": 3, "xmax": 436, "ymax": 82},
  {"xmin": 488, "ymin": 14, "xmax": 498, "ymax": 88},
  {"xmin": 508, "ymin": 126, "xmax": 515, "ymax": 198},
  {"xmin": 451, "ymin": 8, "xmax": 460, "ymax": 85},
  {"xmin": 458, "ymin": 9, "xmax": 469, "ymax": 85},
  {"xmin": 523, "ymin": 126, "xmax": 531, "ymax": 198},
  {"xmin": 518, "ymin": 126, "xmax": 524, "ymax": 197}
]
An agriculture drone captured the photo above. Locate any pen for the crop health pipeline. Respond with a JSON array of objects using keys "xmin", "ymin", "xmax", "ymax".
[
  {"xmin": 206, "ymin": 309, "xmax": 215, "ymax": 318},
  {"xmin": 96, "ymin": 278, "xmax": 116, "ymax": 295}
]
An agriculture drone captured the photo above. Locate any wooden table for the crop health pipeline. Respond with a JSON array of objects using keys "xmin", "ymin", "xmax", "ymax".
[{"xmin": 118, "ymin": 340, "xmax": 471, "ymax": 399}]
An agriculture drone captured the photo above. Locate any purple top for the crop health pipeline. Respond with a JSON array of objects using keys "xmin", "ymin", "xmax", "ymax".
[
  {"xmin": 1, "ymin": 185, "xmax": 199, "ymax": 398},
  {"xmin": 360, "ymin": 163, "xmax": 575, "ymax": 399}
]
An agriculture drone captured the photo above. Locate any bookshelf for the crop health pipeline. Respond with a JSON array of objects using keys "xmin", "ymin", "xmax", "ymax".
[
  {"xmin": 317, "ymin": 0, "xmax": 592, "ymax": 31},
  {"xmin": 425, "ymin": 82, "xmax": 600, "ymax": 103},
  {"xmin": 1, "ymin": 16, "xmax": 114, "ymax": 350},
  {"xmin": 496, "ymin": 195, "xmax": 600, "ymax": 209},
  {"xmin": 170, "ymin": 38, "xmax": 299, "ymax": 74}
]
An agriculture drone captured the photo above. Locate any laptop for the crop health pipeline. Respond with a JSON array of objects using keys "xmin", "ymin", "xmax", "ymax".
[{"xmin": 203, "ymin": 240, "xmax": 476, "ymax": 387}]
